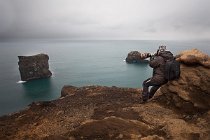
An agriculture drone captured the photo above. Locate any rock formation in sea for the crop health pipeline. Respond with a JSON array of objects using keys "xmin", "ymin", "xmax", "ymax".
[
  {"xmin": 18, "ymin": 53, "xmax": 52, "ymax": 81},
  {"xmin": 126, "ymin": 51, "xmax": 149, "ymax": 63},
  {"xmin": 0, "ymin": 49, "xmax": 210, "ymax": 139}
]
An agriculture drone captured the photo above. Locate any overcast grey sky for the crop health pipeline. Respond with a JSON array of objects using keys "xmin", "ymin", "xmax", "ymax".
[{"xmin": 0, "ymin": 0, "xmax": 210, "ymax": 40}]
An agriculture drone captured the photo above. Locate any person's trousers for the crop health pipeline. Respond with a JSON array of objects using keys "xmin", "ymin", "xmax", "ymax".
[{"xmin": 142, "ymin": 78, "xmax": 161, "ymax": 100}]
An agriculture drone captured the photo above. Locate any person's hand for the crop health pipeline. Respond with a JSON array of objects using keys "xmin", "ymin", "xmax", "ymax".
[
  {"xmin": 150, "ymin": 55, "xmax": 155, "ymax": 61},
  {"xmin": 147, "ymin": 53, "xmax": 151, "ymax": 57},
  {"xmin": 140, "ymin": 53, "xmax": 149, "ymax": 59}
]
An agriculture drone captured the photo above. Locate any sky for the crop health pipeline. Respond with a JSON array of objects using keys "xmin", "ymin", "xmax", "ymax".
[{"xmin": 0, "ymin": 0, "xmax": 210, "ymax": 40}]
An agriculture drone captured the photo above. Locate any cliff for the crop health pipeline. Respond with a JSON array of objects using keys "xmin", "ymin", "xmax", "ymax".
[
  {"xmin": 18, "ymin": 53, "xmax": 52, "ymax": 81},
  {"xmin": 0, "ymin": 49, "xmax": 210, "ymax": 140}
]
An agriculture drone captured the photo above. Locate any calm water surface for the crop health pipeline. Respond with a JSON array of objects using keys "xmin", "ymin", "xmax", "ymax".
[{"xmin": 0, "ymin": 40, "xmax": 209, "ymax": 116}]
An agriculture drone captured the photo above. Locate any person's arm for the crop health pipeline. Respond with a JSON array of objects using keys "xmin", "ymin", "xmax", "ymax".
[{"xmin": 149, "ymin": 56, "xmax": 162, "ymax": 68}]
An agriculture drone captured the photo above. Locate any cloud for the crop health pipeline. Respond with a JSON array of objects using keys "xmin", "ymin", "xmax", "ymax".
[{"xmin": 0, "ymin": 0, "xmax": 210, "ymax": 40}]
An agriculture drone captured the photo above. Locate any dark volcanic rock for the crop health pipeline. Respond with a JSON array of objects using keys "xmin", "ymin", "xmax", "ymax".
[
  {"xmin": 18, "ymin": 53, "xmax": 52, "ymax": 81},
  {"xmin": 126, "ymin": 51, "xmax": 149, "ymax": 63}
]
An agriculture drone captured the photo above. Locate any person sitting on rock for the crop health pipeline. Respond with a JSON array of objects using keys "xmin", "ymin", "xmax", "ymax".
[{"xmin": 142, "ymin": 46, "xmax": 173, "ymax": 102}]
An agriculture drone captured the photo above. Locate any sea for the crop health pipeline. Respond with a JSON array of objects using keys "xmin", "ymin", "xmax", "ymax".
[{"xmin": 0, "ymin": 40, "xmax": 210, "ymax": 116}]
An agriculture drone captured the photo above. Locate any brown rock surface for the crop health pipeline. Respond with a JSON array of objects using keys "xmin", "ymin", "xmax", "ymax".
[
  {"xmin": 0, "ymin": 49, "xmax": 210, "ymax": 140},
  {"xmin": 18, "ymin": 53, "xmax": 52, "ymax": 81},
  {"xmin": 156, "ymin": 49, "xmax": 210, "ymax": 113},
  {"xmin": 176, "ymin": 49, "xmax": 210, "ymax": 68}
]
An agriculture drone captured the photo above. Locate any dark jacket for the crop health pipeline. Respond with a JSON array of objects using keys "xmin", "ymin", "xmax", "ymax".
[{"xmin": 149, "ymin": 55, "xmax": 167, "ymax": 84}]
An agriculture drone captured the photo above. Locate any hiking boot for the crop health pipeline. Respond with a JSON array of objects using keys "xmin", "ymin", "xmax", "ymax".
[
  {"xmin": 142, "ymin": 92, "xmax": 149, "ymax": 102},
  {"xmin": 148, "ymin": 93, "xmax": 155, "ymax": 99},
  {"xmin": 142, "ymin": 98, "xmax": 148, "ymax": 102}
]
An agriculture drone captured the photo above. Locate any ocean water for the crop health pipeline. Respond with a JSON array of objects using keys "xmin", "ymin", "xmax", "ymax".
[{"xmin": 0, "ymin": 40, "xmax": 210, "ymax": 116}]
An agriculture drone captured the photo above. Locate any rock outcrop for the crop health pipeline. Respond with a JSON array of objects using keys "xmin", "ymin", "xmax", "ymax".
[
  {"xmin": 126, "ymin": 51, "xmax": 149, "ymax": 63},
  {"xmin": 156, "ymin": 49, "xmax": 210, "ymax": 113},
  {"xmin": 18, "ymin": 53, "xmax": 52, "ymax": 81},
  {"xmin": 0, "ymin": 49, "xmax": 210, "ymax": 139},
  {"xmin": 176, "ymin": 49, "xmax": 210, "ymax": 68}
]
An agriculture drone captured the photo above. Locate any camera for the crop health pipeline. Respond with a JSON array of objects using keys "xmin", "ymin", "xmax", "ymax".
[{"xmin": 158, "ymin": 45, "xmax": 166, "ymax": 52}]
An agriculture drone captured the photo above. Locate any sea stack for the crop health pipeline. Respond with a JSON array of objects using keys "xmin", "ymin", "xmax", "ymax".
[
  {"xmin": 126, "ymin": 51, "xmax": 149, "ymax": 63},
  {"xmin": 18, "ymin": 53, "xmax": 52, "ymax": 81}
]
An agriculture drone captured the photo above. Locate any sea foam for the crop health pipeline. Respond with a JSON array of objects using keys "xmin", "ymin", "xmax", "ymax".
[{"xmin": 17, "ymin": 81, "xmax": 26, "ymax": 84}]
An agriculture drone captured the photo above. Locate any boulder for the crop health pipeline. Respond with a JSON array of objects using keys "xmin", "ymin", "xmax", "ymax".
[
  {"xmin": 126, "ymin": 51, "xmax": 149, "ymax": 63},
  {"xmin": 18, "ymin": 53, "xmax": 52, "ymax": 81},
  {"xmin": 156, "ymin": 49, "xmax": 210, "ymax": 113}
]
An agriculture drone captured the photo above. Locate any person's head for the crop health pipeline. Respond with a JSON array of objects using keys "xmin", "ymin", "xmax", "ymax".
[{"xmin": 157, "ymin": 45, "xmax": 166, "ymax": 55}]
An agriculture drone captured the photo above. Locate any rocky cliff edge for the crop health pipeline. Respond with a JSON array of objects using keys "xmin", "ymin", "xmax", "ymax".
[{"xmin": 0, "ymin": 49, "xmax": 210, "ymax": 140}]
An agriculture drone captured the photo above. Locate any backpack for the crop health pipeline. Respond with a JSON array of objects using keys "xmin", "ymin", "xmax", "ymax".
[
  {"xmin": 164, "ymin": 59, "xmax": 180, "ymax": 81},
  {"xmin": 159, "ymin": 51, "xmax": 180, "ymax": 81}
]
